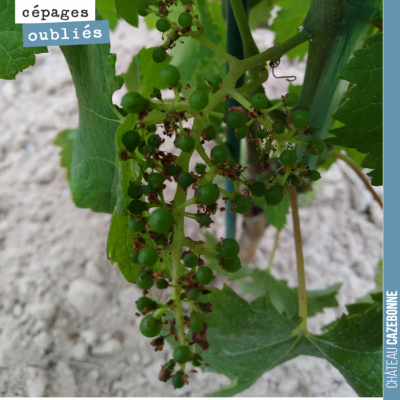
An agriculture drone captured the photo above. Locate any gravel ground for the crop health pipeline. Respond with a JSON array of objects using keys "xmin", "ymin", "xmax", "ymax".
[{"xmin": 0, "ymin": 20, "xmax": 382, "ymax": 397}]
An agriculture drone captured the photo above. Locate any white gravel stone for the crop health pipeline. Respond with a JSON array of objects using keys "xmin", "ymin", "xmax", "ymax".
[
  {"xmin": 33, "ymin": 331, "xmax": 53, "ymax": 352},
  {"xmin": 26, "ymin": 367, "xmax": 47, "ymax": 397},
  {"xmin": 26, "ymin": 303, "xmax": 57, "ymax": 321},
  {"xmin": 92, "ymin": 339, "xmax": 122, "ymax": 356},
  {"xmin": 71, "ymin": 342, "xmax": 88, "ymax": 361},
  {"xmin": 55, "ymin": 362, "xmax": 77, "ymax": 396}
]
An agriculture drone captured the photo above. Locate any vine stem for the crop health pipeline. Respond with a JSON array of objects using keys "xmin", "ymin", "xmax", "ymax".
[
  {"xmin": 331, "ymin": 151, "xmax": 383, "ymax": 209},
  {"xmin": 267, "ymin": 230, "xmax": 280, "ymax": 275},
  {"xmin": 288, "ymin": 185, "xmax": 307, "ymax": 332}
]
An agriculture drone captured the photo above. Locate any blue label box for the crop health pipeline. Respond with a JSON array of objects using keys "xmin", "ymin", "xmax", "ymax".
[{"xmin": 23, "ymin": 20, "xmax": 110, "ymax": 47}]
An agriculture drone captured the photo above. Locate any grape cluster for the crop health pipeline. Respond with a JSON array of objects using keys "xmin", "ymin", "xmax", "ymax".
[{"xmin": 110, "ymin": 0, "xmax": 324, "ymax": 389}]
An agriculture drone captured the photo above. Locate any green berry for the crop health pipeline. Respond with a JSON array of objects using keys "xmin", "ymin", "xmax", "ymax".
[
  {"xmin": 210, "ymin": 76, "xmax": 222, "ymax": 90},
  {"xmin": 183, "ymin": 253, "xmax": 198, "ymax": 269},
  {"xmin": 305, "ymin": 126, "xmax": 318, "ymax": 136},
  {"xmin": 284, "ymin": 92, "xmax": 298, "ymax": 107},
  {"xmin": 172, "ymin": 372, "xmax": 185, "ymax": 389},
  {"xmin": 274, "ymin": 123, "xmax": 285, "ymax": 134},
  {"xmin": 177, "ymin": 172, "xmax": 194, "ymax": 188},
  {"xmin": 138, "ymin": 3, "xmax": 148, "ymax": 17},
  {"xmin": 190, "ymin": 313, "xmax": 204, "ymax": 333},
  {"xmin": 145, "ymin": 144, "xmax": 156, "ymax": 154},
  {"xmin": 161, "ymin": 65, "xmax": 180, "ymax": 87},
  {"xmin": 129, "ymin": 251, "xmax": 139, "ymax": 263},
  {"xmin": 127, "ymin": 199, "xmax": 145, "ymax": 215},
  {"xmin": 138, "ymin": 247, "xmax": 158, "ymax": 268},
  {"xmin": 195, "ymin": 163, "xmax": 206, "ymax": 174},
  {"xmin": 143, "ymin": 185, "xmax": 155, "ymax": 196},
  {"xmin": 152, "ymin": 87, "xmax": 162, "ymax": 101},
  {"xmin": 289, "ymin": 175, "xmax": 300, "ymax": 187},
  {"xmin": 217, "ymin": 238, "xmax": 239, "ymax": 259},
  {"xmin": 173, "ymin": 345, "xmax": 191, "ymax": 364},
  {"xmin": 181, "ymin": 0, "xmax": 192, "ymax": 4},
  {"xmin": 191, "ymin": 353, "xmax": 203, "ymax": 367},
  {"xmin": 189, "ymin": 89, "xmax": 209, "ymax": 110},
  {"xmin": 234, "ymin": 197, "xmax": 251, "ymax": 214},
  {"xmin": 257, "ymin": 130, "xmax": 267, "ymax": 139},
  {"xmin": 280, "ymin": 150, "xmax": 297, "ymax": 166},
  {"xmin": 251, "ymin": 93, "xmax": 268, "ymax": 109},
  {"xmin": 121, "ymin": 92, "xmax": 146, "ymax": 114},
  {"xmin": 264, "ymin": 185, "xmax": 283, "ymax": 205},
  {"xmin": 149, "ymin": 208, "xmax": 174, "ymax": 234},
  {"xmin": 249, "ymin": 181, "xmax": 266, "ymax": 197},
  {"xmin": 137, "ymin": 297, "xmax": 157, "ymax": 313},
  {"xmin": 187, "ymin": 287, "xmax": 200, "ymax": 301},
  {"xmin": 156, "ymin": 18, "xmax": 170, "ymax": 32},
  {"xmin": 178, "ymin": 12, "xmax": 193, "ymax": 28},
  {"xmin": 235, "ymin": 126, "xmax": 247, "ymax": 139},
  {"xmin": 156, "ymin": 278, "xmax": 169, "ymax": 290},
  {"xmin": 204, "ymin": 126, "xmax": 216, "ymax": 140},
  {"xmin": 223, "ymin": 256, "xmax": 241, "ymax": 273},
  {"xmin": 196, "ymin": 183, "xmax": 219, "ymax": 205},
  {"xmin": 153, "ymin": 47, "xmax": 166, "ymax": 63},
  {"xmin": 140, "ymin": 315, "xmax": 161, "ymax": 338},
  {"xmin": 167, "ymin": 165, "xmax": 183, "ymax": 176},
  {"xmin": 196, "ymin": 213, "xmax": 212, "ymax": 227},
  {"xmin": 308, "ymin": 170, "xmax": 321, "ymax": 181},
  {"xmin": 292, "ymin": 109, "xmax": 310, "ymax": 127},
  {"xmin": 211, "ymin": 145, "xmax": 229, "ymax": 164},
  {"xmin": 128, "ymin": 184, "xmax": 144, "ymax": 199},
  {"xmin": 196, "ymin": 266, "xmax": 213, "ymax": 285},
  {"xmin": 136, "ymin": 270, "xmax": 154, "ymax": 290},
  {"xmin": 147, "ymin": 124, "xmax": 157, "ymax": 134},
  {"xmin": 122, "ymin": 131, "xmax": 141, "ymax": 152},
  {"xmin": 226, "ymin": 110, "xmax": 247, "ymax": 128},
  {"xmin": 128, "ymin": 217, "xmax": 147, "ymax": 232},
  {"xmin": 147, "ymin": 172, "xmax": 164, "ymax": 191},
  {"xmin": 148, "ymin": 134, "xmax": 161, "ymax": 148},
  {"xmin": 177, "ymin": 135, "xmax": 195, "ymax": 152},
  {"xmin": 107, "ymin": 53, "xmax": 116, "ymax": 66},
  {"xmin": 307, "ymin": 140, "xmax": 324, "ymax": 156}
]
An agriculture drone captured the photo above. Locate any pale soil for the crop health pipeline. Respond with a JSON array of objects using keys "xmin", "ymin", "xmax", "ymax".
[{"xmin": 0, "ymin": 20, "xmax": 382, "ymax": 397}]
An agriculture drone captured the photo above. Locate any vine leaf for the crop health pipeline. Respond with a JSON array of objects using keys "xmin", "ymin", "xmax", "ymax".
[
  {"xmin": 202, "ymin": 286, "xmax": 382, "ymax": 397},
  {"xmin": 0, "ymin": 0, "xmax": 48, "ymax": 80},
  {"xmin": 97, "ymin": 0, "xmax": 119, "ymax": 30},
  {"xmin": 237, "ymin": 268, "xmax": 341, "ymax": 318},
  {"xmin": 249, "ymin": 0, "xmax": 273, "ymax": 30},
  {"xmin": 54, "ymin": 129, "xmax": 77, "ymax": 182},
  {"xmin": 325, "ymin": 32, "xmax": 383, "ymax": 186},
  {"xmin": 116, "ymin": 0, "xmax": 139, "ymax": 28},
  {"xmin": 61, "ymin": 41, "xmax": 123, "ymax": 213}
]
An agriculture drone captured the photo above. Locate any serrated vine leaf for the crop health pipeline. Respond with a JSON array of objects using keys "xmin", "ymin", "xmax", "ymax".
[
  {"xmin": 325, "ymin": 33, "xmax": 383, "ymax": 186},
  {"xmin": 0, "ymin": 0, "xmax": 48, "ymax": 80},
  {"xmin": 371, "ymin": 4, "xmax": 383, "ymax": 25},
  {"xmin": 61, "ymin": 43, "xmax": 123, "ymax": 213},
  {"xmin": 54, "ymin": 129, "xmax": 77, "ymax": 182},
  {"xmin": 116, "ymin": 0, "xmax": 139, "ymax": 27},
  {"xmin": 238, "ymin": 268, "xmax": 341, "ymax": 318},
  {"xmin": 202, "ymin": 286, "xmax": 382, "ymax": 397},
  {"xmin": 97, "ymin": 0, "xmax": 118, "ymax": 30}
]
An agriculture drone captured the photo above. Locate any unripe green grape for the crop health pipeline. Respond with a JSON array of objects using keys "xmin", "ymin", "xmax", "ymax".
[
  {"xmin": 249, "ymin": 181, "xmax": 266, "ymax": 197},
  {"xmin": 235, "ymin": 126, "xmax": 247, "ymax": 139},
  {"xmin": 173, "ymin": 345, "xmax": 191, "ymax": 364},
  {"xmin": 223, "ymin": 256, "xmax": 241, "ymax": 273},
  {"xmin": 136, "ymin": 297, "xmax": 157, "ymax": 313},
  {"xmin": 264, "ymin": 185, "xmax": 283, "ymax": 205},
  {"xmin": 147, "ymin": 124, "xmax": 157, "ymax": 134},
  {"xmin": 128, "ymin": 217, "xmax": 147, "ymax": 232},
  {"xmin": 181, "ymin": 0, "xmax": 192, "ymax": 4},
  {"xmin": 145, "ymin": 144, "xmax": 156, "ymax": 154},
  {"xmin": 167, "ymin": 165, "xmax": 183, "ymax": 176},
  {"xmin": 121, "ymin": 92, "xmax": 146, "ymax": 114},
  {"xmin": 226, "ymin": 110, "xmax": 247, "ymax": 128},
  {"xmin": 289, "ymin": 175, "xmax": 300, "ymax": 187},
  {"xmin": 127, "ymin": 199, "xmax": 145, "ymax": 215},
  {"xmin": 183, "ymin": 253, "xmax": 198, "ymax": 268},
  {"xmin": 138, "ymin": 247, "xmax": 158, "ymax": 268},
  {"xmin": 177, "ymin": 135, "xmax": 195, "ymax": 152},
  {"xmin": 172, "ymin": 372, "xmax": 185, "ymax": 389},
  {"xmin": 148, "ymin": 134, "xmax": 161, "ymax": 148},
  {"xmin": 187, "ymin": 287, "xmax": 200, "ymax": 301},
  {"xmin": 196, "ymin": 213, "xmax": 213, "ymax": 227},
  {"xmin": 156, "ymin": 278, "xmax": 169, "ymax": 290},
  {"xmin": 147, "ymin": 172, "xmax": 164, "ymax": 191},
  {"xmin": 152, "ymin": 47, "xmax": 166, "ymax": 63},
  {"xmin": 177, "ymin": 171, "xmax": 194, "ymax": 188},
  {"xmin": 196, "ymin": 266, "xmax": 213, "ymax": 285},
  {"xmin": 196, "ymin": 183, "xmax": 220, "ymax": 205},
  {"xmin": 195, "ymin": 163, "xmax": 206, "ymax": 174},
  {"xmin": 191, "ymin": 353, "xmax": 203, "ymax": 367},
  {"xmin": 284, "ymin": 92, "xmax": 298, "ymax": 107},
  {"xmin": 217, "ymin": 238, "xmax": 239, "ymax": 259},
  {"xmin": 307, "ymin": 140, "xmax": 324, "ymax": 156},
  {"xmin": 129, "ymin": 251, "xmax": 139, "ymax": 263},
  {"xmin": 204, "ymin": 126, "xmax": 216, "ymax": 140},
  {"xmin": 178, "ymin": 12, "xmax": 193, "ymax": 28},
  {"xmin": 149, "ymin": 208, "xmax": 174, "ymax": 234},
  {"xmin": 292, "ymin": 109, "xmax": 310, "ymax": 127},
  {"xmin": 160, "ymin": 65, "xmax": 180, "ymax": 87},
  {"xmin": 122, "ymin": 131, "xmax": 140, "ymax": 152},
  {"xmin": 251, "ymin": 93, "xmax": 268, "ymax": 109},
  {"xmin": 305, "ymin": 126, "xmax": 318, "ymax": 136},
  {"xmin": 140, "ymin": 315, "xmax": 161, "ymax": 338},
  {"xmin": 234, "ymin": 197, "xmax": 251, "ymax": 214},
  {"xmin": 137, "ymin": 3, "xmax": 148, "ymax": 17},
  {"xmin": 308, "ymin": 170, "xmax": 321, "ymax": 181},
  {"xmin": 210, "ymin": 76, "xmax": 222, "ymax": 90},
  {"xmin": 274, "ymin": 123, "xmax": 285, "ymax": 134},
  {"xmin": 257, "ymin": 130, "xmax": 267, "ymax": 139},
  {"xmin": 136, "ymin": 270, "xmax": 154, "ymax": 290},
  {"xmin": 143, "ymin": 185, "xmax": 154, "ymax": 196},
  {"xmin": 190, "ymin": 313, "xmax": 204, "ymax": 333},
  {"xmin": 280, "ymin": 150, "xmax": 297, "ymax": 166},
  {"xmin": 211, "ymin": 145, "xmax": 229, "ymax": 164},
  {"xmin": 156, "ymin": 18, "xmax": 170, "ymax": 32},
  {"xmin": 153, "ymin": 87, "xmax": 162, "ymax": 100},
  {"xmin": 128, "ymin": 184, "xmax": 144, "ymax": 199},
  {"xmin": 189, "ymin": 89, "xmax": 209, "ymax": 110}
]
